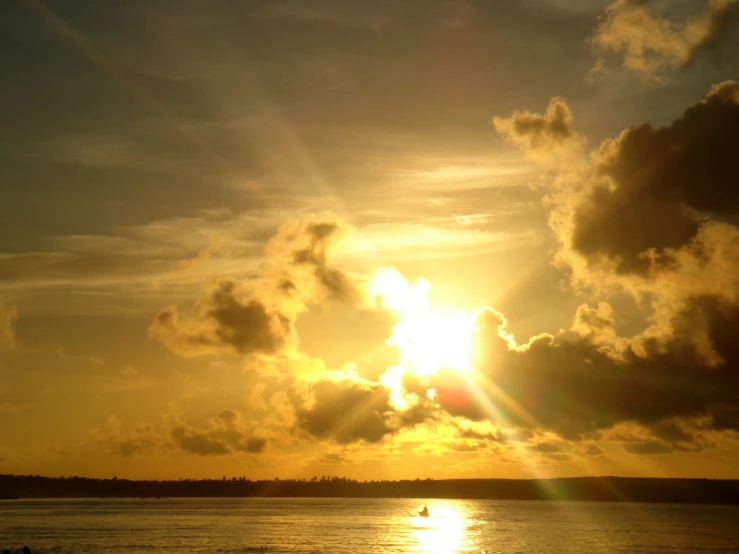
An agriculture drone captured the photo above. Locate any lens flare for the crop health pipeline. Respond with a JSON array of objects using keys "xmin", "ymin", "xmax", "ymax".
[{"xmin": 368, "ymin": 267, "xmax": 477, "ymax": 376}]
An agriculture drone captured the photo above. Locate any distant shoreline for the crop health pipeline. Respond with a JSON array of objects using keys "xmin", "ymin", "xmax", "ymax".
[{"xmin": 2, "ymin": 475, "xmax": 739, "ymax": 505}]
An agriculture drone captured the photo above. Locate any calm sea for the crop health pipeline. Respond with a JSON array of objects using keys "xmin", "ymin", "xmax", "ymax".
[{"xmin": 1, "ymin": 498, "xmax": 738, "ymax": 553}]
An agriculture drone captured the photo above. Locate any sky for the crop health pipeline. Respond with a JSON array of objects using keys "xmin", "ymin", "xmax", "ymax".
[{"xmin": 2, "ymin": 0, "xmax": 739, "ymax": 482}]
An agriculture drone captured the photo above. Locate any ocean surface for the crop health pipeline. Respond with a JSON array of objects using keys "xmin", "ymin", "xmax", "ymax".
[{"xmin": 1, "ymin": 497, "xmax": 738, "ymax": 553}]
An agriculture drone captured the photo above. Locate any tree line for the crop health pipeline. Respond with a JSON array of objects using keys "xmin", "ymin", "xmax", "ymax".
[{"xmin": 1, "ymin": 474, "xmax": 738, "ymax": 504}]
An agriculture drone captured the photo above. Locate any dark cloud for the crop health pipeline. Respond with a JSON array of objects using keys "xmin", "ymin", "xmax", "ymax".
[
  {"xmin": 169, "ymin": 409, "xmax": 267, "ymax": 456},
  {"xmin": 0, "ymin": 303, "xmax": 18, "ymax": 350},
  {"xmin": 150, "ymin": 214, "xmax": 360, "ymax": 358},
  {"xmin": 572, "ymin": 81, "xmax": 739, "ymax": 273},
  {"xmin": 494, "ymin": 83, "xmax": 739, "ymax": 368},
  {"xmin": 294, "ymin": 380, "xmax": 394, "ymax": 443},
  {"xmin": 423, "ymin": 304, "xmax": 739, "ymax": 446},
  {"xmin": 149, "ymin": 280, "xmax": 291, "ymax": 357},
  {"xmin": 293, "ymin": 379, "xmax": 426, "ymax": 444},
  {"xmin": 651, "ymin": 418, "xmax": 697, "ymax": 443},
  {"xmin": 480, "ymin": 82, "xmax": 739, "ymax": 452},
  {"xmin": 601, "ymin": 418, "xmax": 718, "ymax": 453},
  {"xmin": 273, "ymin": 217, "xmax": 361, "ymax": 304}
]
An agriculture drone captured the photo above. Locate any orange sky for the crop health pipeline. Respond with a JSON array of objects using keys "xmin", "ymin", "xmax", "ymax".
[{"xmin": 2, "ymin": 0, "xmax": 739, "ymax": 481}]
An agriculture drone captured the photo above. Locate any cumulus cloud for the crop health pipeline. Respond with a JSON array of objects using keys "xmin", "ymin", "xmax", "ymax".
[
  {"xmin": 294, "ymin": 379, "xmax": 397, "ymax": 443},
  {"xmin": 571, "ymin": 81, "xmax": 739, "ymax": 274},
  {"xmin": 266, "ymin": 217, "xmax": 361, "ymax": 306},
  {"xmin": 150, "ymin": 213, "xmax": 360, "ymax": 358},
  {"xmin": 482, "ymin": 82, "xmax": 739, "ymax": 450},
  {"xmin": 367, "ymin": 299, "xmax": 736, "ymax": 454},
  {"xmin": 169, "ymin": 409, "xmax": 267, "ymax": 456},
  {"xmin": 496, "ymin": 83, "xmax": 739, "ymax": 307},
  {"xmin": 471, "ymin": 307, "xmax": 739, "ymax": 441},
  {"xmin": 292, "ymin": 377, "xmax": 431, "ymax": 444},
  {"xmin": 0, "ymin": 304, "xmax": 18, "ymax": 350},
  {"xmin": 592, "ymin": 0, "xmax": 739, "ymax": 75},
  {"xmin": 149, "ymin": 280, "xmax": 292, "ymax": 357},
  {"xmin": 492, "ymin": 97, "xmax": 584, "ymax": 162},
  {"xmin": 547, "ymin": 83, "xmax": 739, "ymax": 365}
]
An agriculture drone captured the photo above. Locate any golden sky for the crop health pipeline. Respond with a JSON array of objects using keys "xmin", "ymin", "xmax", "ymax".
[{"xmin": 2, "ymin": 0, "xmax": 739, "ymax": 481}]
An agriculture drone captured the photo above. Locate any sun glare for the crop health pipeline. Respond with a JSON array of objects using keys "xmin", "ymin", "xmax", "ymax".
[
  {"xmin": 368, "ymin": 268, "xmax": 477, "ymax": 376},
  {"xmin": 408, "ymin": 503, "xmax": 473, "ymax": 553}
]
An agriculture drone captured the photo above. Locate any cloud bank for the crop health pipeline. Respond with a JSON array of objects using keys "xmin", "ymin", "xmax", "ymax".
[
  {"xmin": 169, "ymin": 410, "xmax": 267, "ymax": 456},
  {"xmin": 94, "ymin": 410, "xmax": 267, "ymax": 457}
]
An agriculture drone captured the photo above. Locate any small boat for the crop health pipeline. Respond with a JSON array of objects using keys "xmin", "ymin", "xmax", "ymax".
[{"xmin": 409, "ymin": 505, "xmax": 430, "ymax": 517}]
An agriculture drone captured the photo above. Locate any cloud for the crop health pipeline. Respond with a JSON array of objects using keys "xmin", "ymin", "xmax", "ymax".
[
  {"xmin": 492, "ymin": 97, "xmax": 584, "ymax": 162},
  {"xmin": 530, "ymin": 441, "xmax": 567, "ymax": 454},
  {"xmin": 591, "ymin": 0, "xmax": 739, "ymax": 75},
  {"xmin": 570, "ymin": 81, "xmax": 739, "ymax": 274},
  {"xmin": 489, "ymin": 80, "xmax": 739, "ymax": 443},
  {"xmin": 420, "ymin": 304, "xmax": 739, "ymax": 446},
  {"xmin": 265, "ymin": 215, "xmax": 361, "ymax": 306},
  {"xmin": 0, "ymin": 303, "xmax": 18, "ymax": 350},
  {"xmin": 622, "ymin": 439, "xmax": 674, "ymax": 455},
  {"xmin": 294, "ymin": 379, "xmax": 396, "ymax": 443},
  {"xmin": 599, "ymin": 417, "xmax": 719, "ymax": 454},
  {"xmin": 528, "ymin": 440, "xmax": 572, "ymax": 461},
  {"xmin": 150, "ymin": 213, "xmax": 360, "ymax": 358},
  {"xmin": 571, "ymin": 302, "xmax": 619, "ymax": 345},
  {"xmin": 169, "ymin": 409, "xmax": 267, "ymax": 456},
  {"xmin": 147, "ymin": 81, "xmax": 739, "ymax": 456},
  {"xmin": 93, "ymin": 411, "xmax": 267, "ymax": 457},
  {"xmin": 92, "ymin": 416, "xmax": 162, "ymax": 457},
  {"xmin": 318, "ymin": 452, "xmax": 349, "ymax": 464},
  {"xmin": 493, "ymin": 82, "xmax": 739, "ymax": 372},
  {"xmin": 149, "ymin": 280, "xmax": 292, "ymax": 357},
  {"xmin": 293, "ymin": 377, "xmax": 430, "ymax": 444}
]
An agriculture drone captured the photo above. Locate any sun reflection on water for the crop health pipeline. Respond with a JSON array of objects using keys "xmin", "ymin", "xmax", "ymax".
[{"xmin": 408, "ymin": 503, "xmax": 481, "ymax": 553}]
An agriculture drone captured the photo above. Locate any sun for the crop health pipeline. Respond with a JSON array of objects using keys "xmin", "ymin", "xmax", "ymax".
[{"xmin": 368, "ymin": 267, "xmax": 477, "ymax": 376}]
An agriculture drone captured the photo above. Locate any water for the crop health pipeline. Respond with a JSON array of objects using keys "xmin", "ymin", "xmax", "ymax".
[{"xmin": 1, "ymin": 498, "xmax": 738, "ymax": 553}]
